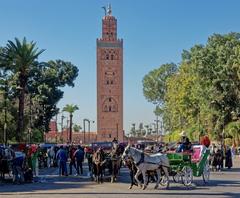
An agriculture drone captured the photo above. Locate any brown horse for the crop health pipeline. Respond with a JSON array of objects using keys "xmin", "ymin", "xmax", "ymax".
[
  {"xmin": 109, "ymin": 145, "xmax": 122, "ymax": 183},
  {"xmin": 92, "ymin": 148, "xmax": 106, "ymax": 183}
]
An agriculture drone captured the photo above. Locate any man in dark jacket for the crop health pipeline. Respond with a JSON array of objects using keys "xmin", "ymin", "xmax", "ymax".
[
  {"xmin": 57, "ymin": 146, "xmax": 68, "ymax": 176},
  {"xmin": 74, "ymin": 145, "xmax": 84, "ymax": 175}
]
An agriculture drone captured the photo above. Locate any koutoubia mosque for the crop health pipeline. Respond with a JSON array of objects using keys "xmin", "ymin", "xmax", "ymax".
[{"xmin": 45, "ymin": 5, "xmax": 124, "ymax": 144}]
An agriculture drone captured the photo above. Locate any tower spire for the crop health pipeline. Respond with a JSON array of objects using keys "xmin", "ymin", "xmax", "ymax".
[
  {"xmin": 102, "ymin": 4, "xmax": 112, "ymax": 16},
  {"xmin": 107, "ymin": 4, "xmax": 112, "ymax": 16}
]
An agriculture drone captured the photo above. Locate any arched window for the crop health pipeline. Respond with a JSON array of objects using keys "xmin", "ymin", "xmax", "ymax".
[
  {"xmin": 106, "ymin": 54, "xmax": 109, "ymax": 60},
  {"xmin": 102, "ymin": 97, "xmax": 118, "ymax": 112},
  {"xmin": 111, "ymin": 54, "xmax": 114, "ymax": 60},
  {"xmin": 104, "ymin": 105, "xmax": 108, "ymax": 112}
]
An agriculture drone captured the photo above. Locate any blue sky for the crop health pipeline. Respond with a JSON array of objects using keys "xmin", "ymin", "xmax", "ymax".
[{"xmin": 1, "ymin": 0, "xmax": 240, "ymax": 133}]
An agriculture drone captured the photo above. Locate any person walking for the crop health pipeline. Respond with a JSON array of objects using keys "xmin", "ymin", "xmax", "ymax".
[
  {"xmin": 57, "ymin": 146, "xmax": 68, "ymax": 176},
  {"xmin": 69, "ymin": 145, "xmax": 77, "ymax": 175},
  {"xmin": 74, "ymin": 145, "xmax": 84, "ymax": 175},
  {"xmin": 225, "ymin": 146, "xmax": 233, "ymax": 169}
]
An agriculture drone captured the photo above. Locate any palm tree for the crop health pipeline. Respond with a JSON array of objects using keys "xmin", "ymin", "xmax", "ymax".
[
  {"xmin": 225, "ymin": 121, "xmax": 240, "ymax": 146},
  {"xmin": 63, "ymin": 104, "xmax": 79, "ymax": 143},
  {"xmin": 0, "ymin": 38, "xmax": 44, "ymax": 142}
]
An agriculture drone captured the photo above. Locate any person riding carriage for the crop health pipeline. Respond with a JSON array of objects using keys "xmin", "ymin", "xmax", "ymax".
[{"xmin": 176, "ymin": 131, "xmax": 192, "ymax": 153}]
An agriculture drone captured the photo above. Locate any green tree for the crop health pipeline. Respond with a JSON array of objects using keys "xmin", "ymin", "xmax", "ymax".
[
  {"xmin": 225, "ymin": 121, "xmax": 240, "ymax": 146},
  {"xmin": 63, "ymin": 104, "xmax": 79, "ymax": 143},
  {"xmin": 0, "ymin": 38, "xmax": 79, "ymax": 143},
  {"xmin": 73, "ymin": 124, "xmax": 82, "ymax": 132},
  {"xmin": 185, "ymin": 33, "xmax": 240, "ymax": 140},
  {"xmin": 0, "ymin": 38, "xmax": 44, "ymax": 142},
  {"xmin": 144, "ymin": 32, "xmax": 240, "ymax": 143},
  {"xmin": 143, "ymin": 63, "xmax": 177, "ymax": 107},
  {"xmin": 30, "ymin": 60, "xmax": 78, "ymax": 133}
]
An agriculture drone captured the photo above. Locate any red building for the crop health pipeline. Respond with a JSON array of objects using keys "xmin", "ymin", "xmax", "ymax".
[{"xmin": 45, "ymin": 120, "xmax": 97, "ymax": 144}]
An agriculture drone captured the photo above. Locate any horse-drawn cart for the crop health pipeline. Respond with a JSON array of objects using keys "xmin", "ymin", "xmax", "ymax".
[
  {"xmin": 166, "ymin": 145, "xmax": 210, "ymax": 186},
  {"xmin": 91, "ymin": 143, "xmax": 122, "ymax": 183}
]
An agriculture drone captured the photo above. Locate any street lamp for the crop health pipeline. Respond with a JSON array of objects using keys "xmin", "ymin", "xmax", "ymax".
[
  {"xmin": 3, "ymin": 78, "xmax": 8, "ymax": 146},
  {"xmin": 116, "ymin": 123, "xmax": 119, "ymax": 141},
  {"xmin": 221, "ymin": 104, "xmax": 225, "ymax": 146},
  {"xmin": 28, "ymin": 94, "xmax": 33, "ymax": 144},
  {"xmin": 67, "ymin": 119, "xmax": 69, "ymax": 143},
  {"xmin": 61, "ymin": 114, "xmax": 66, "ymax": 143},
  {"xmin": 83, "ymin": 118, "xmax": 95, "ymax": 144},
  {"xmin": 154, "ymin": 117, "xmax": 160, "ymax": 135}
]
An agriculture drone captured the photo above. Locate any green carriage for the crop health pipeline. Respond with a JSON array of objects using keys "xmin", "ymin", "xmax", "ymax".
[{"xmin": 166, "ymin": 145, "xmax": 210, "ymax": 186}]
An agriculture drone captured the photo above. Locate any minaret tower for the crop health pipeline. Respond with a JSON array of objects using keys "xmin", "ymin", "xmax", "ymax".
[{"xmin": 97, "ymin": 5, "xmax": 123, "ymax": 142}]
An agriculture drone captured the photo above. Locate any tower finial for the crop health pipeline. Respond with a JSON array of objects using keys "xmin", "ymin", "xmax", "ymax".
[
  {"xmin": 102, "ymin": 6, "xmax": 107, "ymax": 16},
  {"xmin": 107, "ymin": 4, "xmax": 112, "ymax": 16}
]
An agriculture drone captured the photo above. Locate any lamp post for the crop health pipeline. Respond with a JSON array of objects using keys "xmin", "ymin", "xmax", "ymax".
[
  {"xmin": 116, "ymin": 123, "xmax": 119, "ymax": 141},
  {"xmin": 198, "ymin": 106, "xmax": 201, "ymax": 143},
  {"xmin": 154, "ymin": 116, "xmax": 160, "ymax": 136},
  {"xmin": 67, "ymin": 119, "xmax": 69, "ymax": 143},
  {"xmin": 221, "ymin": 104, "xmax": 225, "ymax": 146},
  {"xmin": 28, "ymin": 94, "xmax": 33, "ymax": 144},
  {"xmin": 61, "ymin": 114, "xmax": 65, "ymax": 143},
  {"xmin": 83, "ymin": 119, "xmax": 95, "ymax": 144},
  {"xmin": 3, "ymin": 78, "xmax": 8, "ymax": 146}
]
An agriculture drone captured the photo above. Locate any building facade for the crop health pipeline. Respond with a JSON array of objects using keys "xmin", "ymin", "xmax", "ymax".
[{"xmin": 97, "ymin": 6, "xmax": 124, "ymax": 142}]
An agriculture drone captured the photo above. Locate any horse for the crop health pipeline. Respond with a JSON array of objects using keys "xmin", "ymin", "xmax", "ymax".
[
  {"xmin": 92, "ymin": 148, "xmax": 106, "ymax": 183},
  {"xmin": 122, "ymin": 145, "xmax": 170, "ymax": 190},
  {"xmin": 109, "ymin": 144, "xmax": 122, "ymax": 183},
  {"xmin": 0, "ymin": 147, "xmax": 14, "ymax": 181},
  {"xmin": 124, "ymin": 156, "xmax": 159, "ymax": 189}
]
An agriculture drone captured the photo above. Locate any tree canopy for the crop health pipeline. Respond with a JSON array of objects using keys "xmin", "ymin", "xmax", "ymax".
[
  {"xmin": 143, "ymin": 32, "xmax": 240, "ymax": 145},
  {"xmin": 0, "ymin": 38, "xmax": 79, "ymax": 143}
]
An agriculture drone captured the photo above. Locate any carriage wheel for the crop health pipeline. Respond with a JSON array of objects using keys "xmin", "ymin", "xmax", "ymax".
[
  {"xmin": 173, "ymin": 172, "xmax": 181, "ymax": 183},
  {"xmin": 202, "ymin": 163, "xmax": 210, "ymax": 184},
  {"xmin": 181, "ymin": 166, "xmax": 193, "ymax": 186},
  {"xmin": 160, "ymin": 175, "xmax": 169, "ymax": 187}
]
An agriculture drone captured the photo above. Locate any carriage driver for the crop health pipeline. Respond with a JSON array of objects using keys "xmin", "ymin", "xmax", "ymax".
[{"xmin": 176, "ymin": 131, "xmax": 192, "ymax": 153}]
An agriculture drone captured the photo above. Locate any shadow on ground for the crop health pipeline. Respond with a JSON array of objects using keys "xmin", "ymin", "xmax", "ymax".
[{"xmin": 0, "ymin": 167, "xmax": 239, "ymax": 198}]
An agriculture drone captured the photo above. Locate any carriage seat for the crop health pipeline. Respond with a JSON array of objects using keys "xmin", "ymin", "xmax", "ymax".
[{"xmin": 191, "ymin": 145, "xmax": 206, "ymax": 163}]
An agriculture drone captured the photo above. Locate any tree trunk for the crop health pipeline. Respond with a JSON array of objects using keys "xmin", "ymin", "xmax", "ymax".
[
  {"xmin": 17, "ymin": 85, "xmax": 25, "ymax": 142},
  {"xmin": 69, "ymin": 114, "xmax": 73, "ymax": 143},
  {"xmin": 16, "ymin": 73, "xmax": 26, "ymax": 143}
]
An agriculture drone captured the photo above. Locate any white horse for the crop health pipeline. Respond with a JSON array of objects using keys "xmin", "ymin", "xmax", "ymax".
[{"xmin": 122, "ymin": 145, "xmax": 170, "ymax": 190}]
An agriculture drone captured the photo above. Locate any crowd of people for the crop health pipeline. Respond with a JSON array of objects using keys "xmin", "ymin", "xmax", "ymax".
[
  {"xmin": 0, "ymin": 136, "xmax": 238, "ymax": 185},
  {"xmin": 0, "ymin": 143, "xmax": 94, "ymax": 184}
]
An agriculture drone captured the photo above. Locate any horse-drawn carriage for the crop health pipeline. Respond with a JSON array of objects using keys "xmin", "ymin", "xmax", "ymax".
[
  {"xmin": 166, "ymin": 145, "xmax": 210, "ymax": 186},
  {"xmin": 90, "ymin": 142, "xmax": 123, "ymax": 183},
  {"xmin": 122, "ymin": 144, "xmax": 210, "ymax": 190}
]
